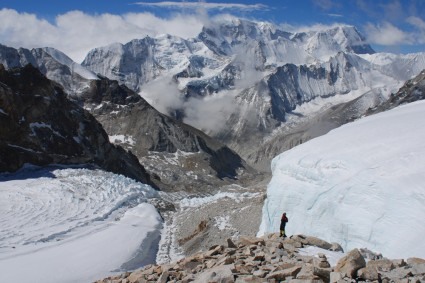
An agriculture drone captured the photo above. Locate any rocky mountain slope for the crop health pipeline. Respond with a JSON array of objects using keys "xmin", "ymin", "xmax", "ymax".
[
  {"xmin": 0, "ymin": 64, "xmax": 152, "ymax": 185},
  {"xmin": 0, "ymin": 43, "xmax": 258, "ymax": 192},
  {"xmin": 80, "ymin": 77, "xmax": 257, "ymax": 192},
  {"xmin": 97, "ymin": 233, "xmax": 425, "ymax": 283}
]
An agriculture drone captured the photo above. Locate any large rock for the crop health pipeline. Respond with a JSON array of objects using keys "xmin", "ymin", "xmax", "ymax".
[
  {"xmin": 291, "ymin": 235, "xmax": 333, "ymax": 250},
  {"xmin": 193, "ymin": 264, "xmax": 235, "ymax": 283},
  {"xmin": 334, "ymin": 249, "xmax": 366, "ymax": 278},
  {"xmin": 266, "ymin": 266, "xmax": 302, "ymax": 281},
  {"xmin": 95, "ymin": 233, "xmax": 425, "ymax": 283}
]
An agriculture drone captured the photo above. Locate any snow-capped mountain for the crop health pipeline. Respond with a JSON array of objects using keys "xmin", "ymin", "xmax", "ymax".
[
  {"xmin": 81, "ymin": 19, "xmax": 376, "ymax": 94},
  {"xmin": 258, "ymin": 99, "xmax": 425, "ymax": 259},
  {"xmin": 0, "ymin": 44, "xmax": 97, "ymax": 96},
  {"xmin": 79, "ymin": 18, "xmax": 425, "ymax": 171}
]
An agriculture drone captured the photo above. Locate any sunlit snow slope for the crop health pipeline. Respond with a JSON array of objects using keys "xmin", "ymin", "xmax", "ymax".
[
  {"xmin": 0, "ymin": 167, "xmax": 161, "ymax": 283},
  {"xmin": 259, "ymin": 101, "xmax": 425, "ymax": 259}
]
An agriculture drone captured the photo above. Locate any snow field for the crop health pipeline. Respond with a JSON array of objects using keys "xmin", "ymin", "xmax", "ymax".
[
  {"xmin": 0, "ymin": 167, "xmax": 162, "ymax": 283},
  {"xmin": 259, "ymin": 101, "xmax": 425, "ymax": 259}
]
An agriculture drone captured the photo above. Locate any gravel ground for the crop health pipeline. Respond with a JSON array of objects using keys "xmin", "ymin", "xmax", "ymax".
[{"xmin": 156, "ymin": 174, "xmax": 270, "ymax": 263}]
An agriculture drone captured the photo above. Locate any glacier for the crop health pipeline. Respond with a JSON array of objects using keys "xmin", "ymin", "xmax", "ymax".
[
  {"xmin": 0, "ymin": 166, "xmax": 162, "ymax": 283},
  {"xmin": 258, "ymin": 100, "xmax": 425, "ymax": 259}
]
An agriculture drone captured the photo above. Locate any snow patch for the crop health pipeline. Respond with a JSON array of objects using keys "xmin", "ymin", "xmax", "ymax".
[
  {"xmin": 0, "ymin": 167, "xmax": 161, "ymax": 283},
  {"xmin": 109, "ymin": 134, "xmax": 136, "ymax": 146},
  {"xmin": 214, "ymin": 215, "xmax": 232, "ymax": 231}
]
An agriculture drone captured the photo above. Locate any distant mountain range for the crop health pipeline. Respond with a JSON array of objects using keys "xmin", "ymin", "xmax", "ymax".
[{"xmin": 1, "ymin": 18, "xmax": 425, "ymax": 175}]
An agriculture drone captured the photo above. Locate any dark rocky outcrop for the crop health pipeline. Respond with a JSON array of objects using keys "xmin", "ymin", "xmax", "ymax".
[{"xmin": 0, "ymin": 64, "xmax": 153, "ymax": 186}]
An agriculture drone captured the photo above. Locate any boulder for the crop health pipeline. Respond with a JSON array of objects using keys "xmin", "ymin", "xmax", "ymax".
[
  {"xmin": 357, "ymin": 267, "xmax": 379, "ymax": 281},
  {"xmin": 383, "ymin": 266, "xmax": 413, "ymax": 280},
  {"xmin": 266, "ymin": 266, "xmax": 302, "ymax": 281},
  {"xmin": 238, "ymin": 236, "xmax": 265, "ymax": 247},
  {"xmin": 407, "ymin": 258, "xmax": 425, "ymax": 265},
  {"xmin": 411, "ymin": 263, "xmax": 425, "ymax": 276},
  {"xmin": 291, "ymin": 235, "xmax": 333, "ymax": 250},
  {"xmin": 334, "ymin": 249, "xmax": 366, "ymax": 278},
  {"xmin": 366, "ymin": 258, "xmax": 395, "ymax": 272},
  {"xmin": 194, "ymin": 264, "xmax": 235, "ymax": 283},
  {"xmin": 330, "ymin": 271, "xmax": 344, "ymax": 283},
  {"xmin": 234, "ymin": 275, "xmax": 265, "ymax": 283}
]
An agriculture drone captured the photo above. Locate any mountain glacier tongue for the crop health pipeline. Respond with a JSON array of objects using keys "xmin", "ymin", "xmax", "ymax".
[{"xmin": 258, "ymin": 101, "xmax": 425, "ymax": 259}]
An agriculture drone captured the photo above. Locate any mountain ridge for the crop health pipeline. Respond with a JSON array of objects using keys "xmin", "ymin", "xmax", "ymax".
[{"xmin": 0, "ymin": 64, "xmax": 153, "ymax": 185}]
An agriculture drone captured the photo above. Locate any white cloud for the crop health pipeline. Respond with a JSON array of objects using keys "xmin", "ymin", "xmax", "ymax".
[
  {"xmin": 364, "ymin": 22, "xmax": 412, "ymax": 45},
  {"xmin": 134, "ymin": 1, "xmax": 268, "ymax": 11},
  {"xmin": 183, "ymin": 90, "xmax": 239, "ymax": 135},
  {"xmin": 407, "ymin": 16, "xmax": 425, "ymax": 30},
  {"xmin": 327, "ymin": 13, "xmax": 343, "ymax": 18},
  {"xmin": 406, "ymin": 16, "xmax": 425, "ymax": 44},
  {"xmin": 0, "ymin": 8, "xmax": 204, "ymax": 63}
]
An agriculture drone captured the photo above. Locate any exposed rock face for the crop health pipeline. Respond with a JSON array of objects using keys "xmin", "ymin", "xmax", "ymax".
[
  {"xmin": 81, "ymin": 77, "xmax": 256, "ymax": 192},
  {"xmin": 96, "ymin": 233, "xmax": 425, "ymax": 283},
  {"xmin": 0, "ymin": 64, "xmax": 152, "ymax": 185}
]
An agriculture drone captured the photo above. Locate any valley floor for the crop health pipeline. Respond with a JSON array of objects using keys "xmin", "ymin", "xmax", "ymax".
[
  {"xmin": 0, "ymin": 165, "xmax": 269, "ymax": 283},
  {"xmin": 156, "ymin": 174, "xmax": 270, "ymax": 264}
]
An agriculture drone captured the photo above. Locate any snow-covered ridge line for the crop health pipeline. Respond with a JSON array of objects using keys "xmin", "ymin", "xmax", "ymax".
[{"xmin": 41, "ymin": 47, "xmax": 99, "ymax": 80}]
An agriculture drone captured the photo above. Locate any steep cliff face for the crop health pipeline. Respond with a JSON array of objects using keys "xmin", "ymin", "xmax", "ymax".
[
  {"xmin": 81, "ymin": 78, "xmax": 255, "ymax": 192},
  {"xmin": 0, "ymin": 64, "xmax": 153, "ymax": 185}
]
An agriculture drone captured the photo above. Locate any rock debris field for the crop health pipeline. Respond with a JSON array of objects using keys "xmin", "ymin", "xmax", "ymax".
[{"xmin": 96, "ymin": 233, "xmax": 425, "ymax": 283}]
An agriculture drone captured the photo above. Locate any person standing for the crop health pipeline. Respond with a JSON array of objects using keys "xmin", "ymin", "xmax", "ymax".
[{"xmin": 280, "ymin": 212, "xmax": 288, "ymax": 238}]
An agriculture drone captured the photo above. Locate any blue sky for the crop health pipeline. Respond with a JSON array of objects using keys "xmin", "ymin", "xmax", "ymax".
[{"xmin": 0, "ymin": 0, "xmax": 424, "ymax": 61}]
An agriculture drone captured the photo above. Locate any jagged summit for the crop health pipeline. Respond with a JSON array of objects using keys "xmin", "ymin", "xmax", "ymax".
[
  {"xmin": 0, "ymin": 44, "xmax": 97, "ymax": 96},
  {"xmin": 199, "ymin": 19, "xmax": 374, "ymax": 59}
]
